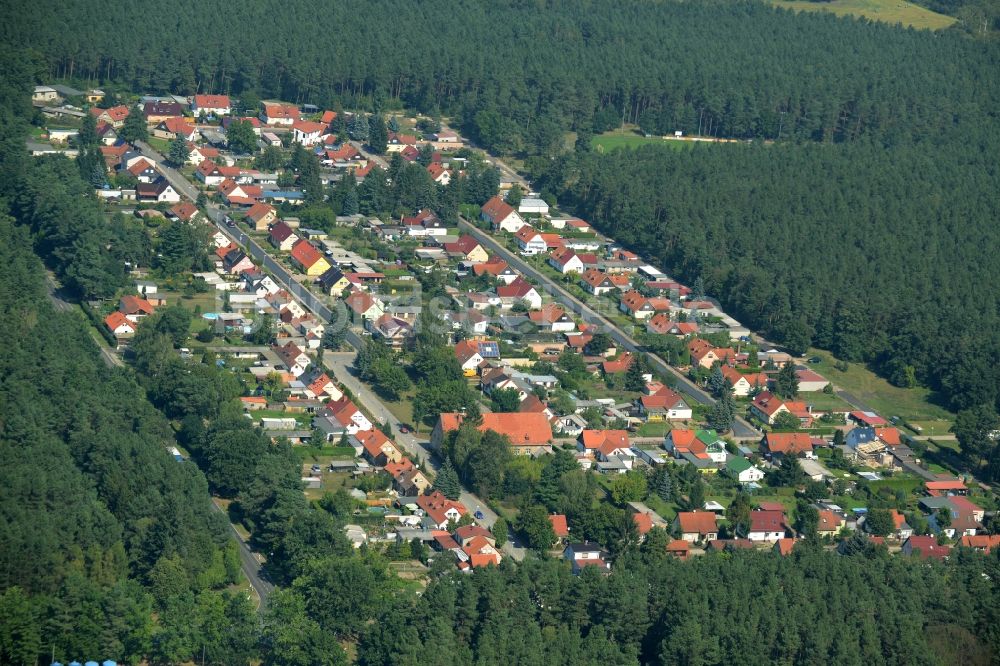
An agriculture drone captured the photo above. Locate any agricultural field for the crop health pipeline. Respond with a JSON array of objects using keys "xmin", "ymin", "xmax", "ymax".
[{"xmin": 769, "ymin": 0, "xmax": 956, "ymax": 30}]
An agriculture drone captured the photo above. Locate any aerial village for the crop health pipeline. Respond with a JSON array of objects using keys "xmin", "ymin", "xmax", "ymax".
[{"xmin": 32, "ymin": 84, "xmax": 998, "ymax": 579}]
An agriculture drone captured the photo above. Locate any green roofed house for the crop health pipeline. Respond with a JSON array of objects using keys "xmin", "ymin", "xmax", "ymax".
[{"xmin": 727, "ymin": 456, "xmax": 765, "ymax": 485}]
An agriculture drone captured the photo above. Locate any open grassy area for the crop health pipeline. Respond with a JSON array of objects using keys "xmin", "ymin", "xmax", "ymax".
[
  {"xmin": 806, "ymin": 348, "xmax": 953, "ymax": 425},
  {"xmin": 768, "ymin": 0, "xmax": 956, "ymax": 29},
  {"xmin": 592, "ymin": 131, "xmax": 697, "ymax": 153}
]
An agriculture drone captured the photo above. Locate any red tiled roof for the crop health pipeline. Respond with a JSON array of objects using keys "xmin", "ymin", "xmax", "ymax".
[
  {"xmin": 193, "ymin": 94, "xmax": 230, "ymax": 109},
  {"xmin": 290, "ymin": 239, "xmax": 324, "ymax": 268},
  {"xmin": 749, "ymin": 510, "xmax": 788, "ymax": 534},
  {"xmin": 581, "ymin": 429, "xmax": 630, "ymax": 455},
  {"xmin": 633, "ymin": 513, "xmax": 654, "ymax": 535},
  {"xmin": 548, "ymin": 514, "xmax": 570, "ymax": 537},
  {"xmin": 775, "ymin": 538, "xmax": 796, "ymax": 555},
  {"xmin": 262, "ymin": 103, "xmax": 300, "ymax": 121},
  {"xmin": 119, "ymin": 295, "xmax": 154, "ymax": 315},
  {"xmin": 602, "ymin": 352, "xmax": 633, "ymax": 374},
  {"xmin": 104, "ymin": 311, "xmax": 134, "ymax": 332},
  {"xmin": 497, "ymin": 277, "xmax": 536, "ymax": 299},
  {"xmin": 676, "ymin": 511, "xmax": 718, "ymax": 536},
  {"xmin": 482, "ymin": 195, "xmax": 515, "ymax": 222},
  {"xmin": 438, "ymin": 412, "xmax": 552, "ymax": 446},
  {"xmin": 764, "ymin": 432, "xmax": 814, "ymax": 455}
]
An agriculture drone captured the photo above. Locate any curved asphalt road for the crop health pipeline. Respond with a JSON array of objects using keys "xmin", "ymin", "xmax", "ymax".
[{"xmin": 455, "ymin": 217, "xmax": 760, "ymax": 439}]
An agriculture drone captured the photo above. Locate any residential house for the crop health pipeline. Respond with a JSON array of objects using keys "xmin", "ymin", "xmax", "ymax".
[
  {"xmin": 371, "ymin": 314, "xmax": 413, "ymax": 348},
  {"xmin": 481, "ymin": 195, "xmax": 526, "ymax": 233},
  {"xmin": 727, "ymin": 457, "xmax": 765, "ymax": 485},
  {"xmin": 126, "ymin": 158, "xmax": 159, "ymax": 183},
  {"xmin": 168, "ymin": 201, "xmax": 199, "ymax": 223},
  {"xmin": 136, "ymin": 180, "xmax": 180, "ymax": 203},
  {"xmin": 849, "ymin": 411, "xmax": 890, "ymax": 428},
  {"xmin": 318, "ymin": 268, "xmax": 351, "ymax": 297},
  {"xmin": 845, "ymin": 428, "xmax": 894, "ymax": 467},
  {"xmin": 747, "ymin": 510, "xmax": 790, "ymax": 543},
  {"xmin": 306, "ymin": 373, "xmax": 343, "ymax": 401},
  {"xmin": 688, "ymin": 339, "xmax": 736, "ymax": 369},
  {"xmin": 637, "ymin": 387, "xmax": 692, "ymax": 421},
  {"xmin": 142, "ymin": 101, "xmax": 184, "ymax": 124},
  {"xmin": 548, "ymin": 247, "xmax": 586, "ymax": 274},
  {"xmin": 578, "ymin": 430, "xmax": 633, "ymax": 466},
  {"xmin": 514, "ymin": 226, "xmax": 547, "ymax": 255},
  {"xmin": 245, "ymin": 202, "xmax": 278, "ymax": 231},
  {"xmin": 552, "ymin": 414, "xmax": 588, "ymax": 437},
  {"xmin": 427, "ymin": 162, "xmax": 451, "ymax": 185},
  {"xmin": 345, "ymin": 291, "xmax": 384, "ymax": 324},
  {"xmin": 90, "ymin": 105, "xmax": 130, "ymax": 128},
  {"xmin": 721, "ymin": 366, "xmax": 769, "ymax": 397},
  {"xmin": 290, "ymin": 240, "xmax": 331, "ymax": 276},
  {"xmin": 273, "ymin": 342, "xmax": 311, "ymax": 377},
  {"xmin": 528, "ymin": 304, "xmax": 576, "ymax": 333},
  {"xmin": 291, "ymin": 120, "xmax": 328, "ymax": 146},
  {"xmin": 416, "ymin": 491, "xmax": 466, "ymax": 530},
  {"xmin": 444, "ymin": 235, "xmax": 489, "ymax": 263},
  {"xmin": 432, "ymin": 411, "xmax": 553, "ymax": 455},
  {"xmin": 675, "ymin": 511, "xmax": 719, "ymax": 543},
  {"xmin": 602, "ymin": 352, "xmax": 634, "ymax": 376},
  {"xmin": 563, "ymin": 542, "xmax": 611, "ymax": 575},
  {"xmin": 396, "ymin": 468, "xmax": 432, "ymax": 496},
  {"xmin": 191, "ymin": 94, "xmax": 231, "ymax": 116},
  {"xmin": 902, "ymin": 536, "xmax": 951, "ymax": 560},
  {"xmin": 104, "ymin": 311, "xmax": 137, "ymax": 344},
  {"xmin": 260, "ymin": 103, "xmax": 300, "ymax": 126},
  {"xmin": 324, "ymin": 397, "xmax": 373, "ymax": 435},
  {"xmin": 222, "ymin": 248, "xmax": 255, "ymax": 274},
  {"xmin": 152, "ymin": 116, "xmax": 197, "ymax": 141},
  {"xmin": 473, "ymin": 257, "xmax": 518, "ymax": 284},
  {"xmin": 619, "ymin": 290, "xmax": 655, "ymax": 319},
  {"xmin": 959, "ymin": 535, "xmax": 1000, "ymax": 554},
  {"xmin": 454, "ymin": 339, "xmax": 486, "ymax": 376},
  {"xmin": 751, "ymin": 392, "xmax": 813, "ymax": 427},
  {"xmin": 664, "ymin": 429, "xmax": 727, "ymax": 465},
  {"xmin": 762, "ymin": 432, "xmax": 814, "ymax": 459},
  {"xmin": 925, "ymin": 480, "xmax": 967, "ymax": 497},
  {"xmin": 549, "ymin": 514, "xmax": 570, "ymax": 542},
  {"xmin": 268, "ymin": 221, "xmax": 300, "ymax": 251},
  {"xmin": 356, "ymin": 429, "xmax": 404, "ymax": 466},
  {"xmin": 497, "ymin": 277, "xmax": 542, "ymax": 309},
  {"xmin": 816, "ymin": 510, "xmax": 846, "ymax": 538},
  {"xmin": 581, "ymin": 269, "xmax": 630, "ymax": 296}
]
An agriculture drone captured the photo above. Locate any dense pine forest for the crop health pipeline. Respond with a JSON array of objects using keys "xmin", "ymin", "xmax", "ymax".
[
  {"xmin": 4, "ymin": 0, "xmax": 1000, "ymax": 663},
  {"xmin": 4, "ymin": 0, "xmax": 999, "ymax": 153}
]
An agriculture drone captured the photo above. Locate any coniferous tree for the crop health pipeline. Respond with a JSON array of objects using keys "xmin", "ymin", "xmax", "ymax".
[
  {"xmin": 432, "ymin": 459, "xmax": 462, "ymax": 500},
  {"xmin": 368, "ymin": 114, "xmax": 388, "ymax": 154},
  {"xmin": 775, "ymin": 363, "xmax": 799, "ymax": 399}
]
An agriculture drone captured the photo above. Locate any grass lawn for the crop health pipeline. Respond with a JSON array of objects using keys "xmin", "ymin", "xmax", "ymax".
[
  {"xmin": 592, "ymin": 131, "xmax": 697, "ymax": 153},
  {"xmin": 806, "ymin": 348, "xmax": 953, "ymax": 425},
  {"xmin": 799, "ymin": 390, "xmax": 852, "ymax": 412},
  {"xmin": 147, "ymin": 136, "xmax": 171, "ymax": 154},
  {"xmin": 768, "ymin": 0, "xmax": 955, "ymax": 29},
  {"xmin": 636, "ymin": 421, "xmax": 673, "ymax": 437}
]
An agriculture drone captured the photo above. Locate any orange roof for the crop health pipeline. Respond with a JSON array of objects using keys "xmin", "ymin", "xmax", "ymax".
[
  {"xmin": 514, "ymin": 226, "xmax": 541, "ymax": 243},
  {"xmin": 874, "ymin": 428, "xmax": 902, "ymax": 447},
  {"xmin": 170, "ymin": 201, "xmax": 198, "ymax": 221},
  {"xmin": 676, "ymin": 511, "xmax": 718, "ymax": 536},
  {"xmin": 193, "ymin": 94, "xmax": 230, "ymax": 109},
  {"xmin": 925, "ymin": 480, "xmax": 966, "ymax": 492},
  {"xmin": 620, "ymin": 290, "xmax": 648, "ymax": 312},
  {"xmin": 890, "ymin": 510, "xmax": 908, "ymax": 530},
  {"xmin": 668, "ymin": 429, "xmax": 702, "ymax": 453},
  {"xmin": 764, "ymin": 432, "xmax": 813, "ymax": 455},
  {"xmin": 548, "ymin": 514, "xmax": 569, "ymax": 538},
  {"xmin": 722, "ymin": 366, "xmax": 768, "ymax": 388},
  {"xmin": 602, "ymin": 352, "xmax": 633, "ymax": 374},
  {"xmin": 290, "ymin": 239, "xmax": 324, "ymax": 268},
  {"xmin": 817, "ymin": 510, "xmax": 843, "ymax": 532},
  {"xmin": 581, "ymin": 429, "xmax": 630, "ymax": 453},
  {"xmin": 292, "ymin": 120, "xmax": 328, "ymax": 133},
  {"xmin": 473, "ymin": 257, "xmax": 508, "ymax": 276},
  {"xmin": 104, "ymin": 311, "xmax": 134, "ymax": 332},
  {"xmin": 481, "ymin": 195, "xmax": 515, "ymax": 221},
  {"xmin": 960, "ymin": 535, "xmax": 1000, "ymax": 552},
  {"xmin": 262, "ymin": 103, "xmax": 299, "ymax": 121},
  {"xmin": 633, "ymin": 513, "xmax": 654, "ymax": 535},
  {"xmin": 119, "ymin": 295, "xmax": 154, "ymax": 315},
  {"xmin": 245, "ymin": 202, "xmax": 276, "ymax": 222},
  {"xmin": 240, "ymin": 396, "xmax": 267, "ymax": 404},
  {"xmin": 775, "ymin": 538, "xmax": 796, "ymax": 556},
  {"xmin": 384, "ymin": 457, "xmax": 415, "ymax": 478},
  {"xmin": 438, "ymin": 412, "xmax": 552, "ymax": 446},
  {"xmin": 666, "ymin": 539, "xmax": 690, "ymax": 554}
]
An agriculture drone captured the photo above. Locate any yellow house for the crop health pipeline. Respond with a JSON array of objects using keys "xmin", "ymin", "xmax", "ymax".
[
  {"xmin": 291, "ymin": 240, "xmax": 331, "ymax": 276},
  {"xmin": 318, "ymin": 268, "xmax": 351, "ymax": 296}
]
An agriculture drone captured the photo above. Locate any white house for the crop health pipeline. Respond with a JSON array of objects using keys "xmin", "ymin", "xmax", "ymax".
[
  {"xmin": 548, "ymin": 247, "xmax": 585, "ymax": 274},
  {"xmin": 481, "ymin": 196, "xmax": 527, "ymax": 233},
  {"xmin": 291, "ymin": 120, "xmax": 328, "ymax": 146},
  {"xmin": 747, "ymin": 511, "xmax": 790, "ymax": 543},
  {"xmin": 191, "ymin": 94, "xmax": 231, "ymax": 117},
  {"xmin": 514, "ymin": 226, "xmax": 547, "ymax": 255}
]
